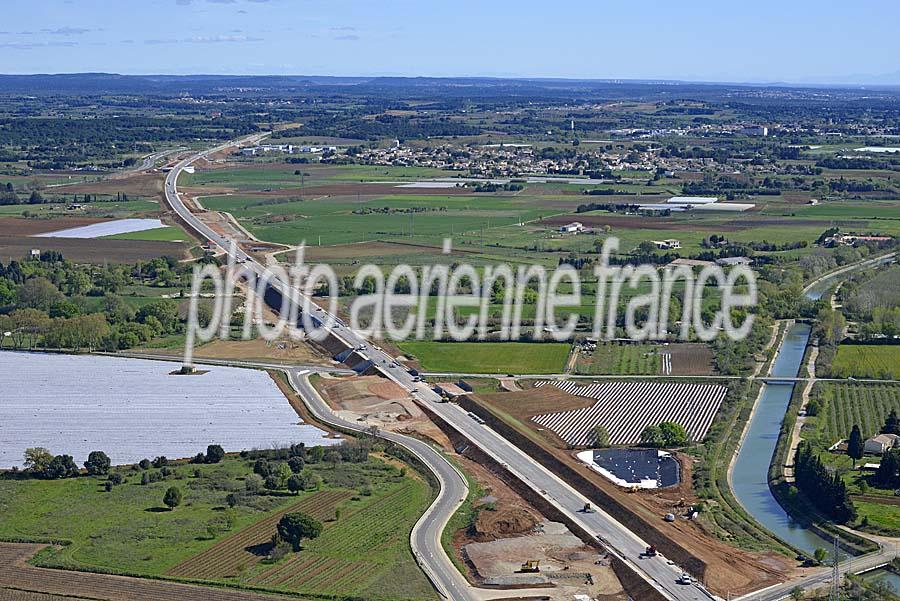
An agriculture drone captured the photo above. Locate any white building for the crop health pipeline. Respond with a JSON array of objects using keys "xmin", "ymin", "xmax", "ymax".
[
  {"xmin": 716, "ymin": 257, "xmax": 752, "ymax": 267},
  {"xmin": 667, "ymin": 196, "xmax": 719, "ymax": 205},
  {"xmin": 740, "ymin": 126, "xmax": 769, "ymax": 137},
  {"xmin": 559, "ymin": 222, "xmax": 584, "ymax": 233},
  {"xmin": 653, "ymin": 239, "xmax": 681, "ymax": 250}
]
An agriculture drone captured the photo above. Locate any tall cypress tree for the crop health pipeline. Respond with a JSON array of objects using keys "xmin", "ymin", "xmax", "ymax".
[{"xmin": 847, "ymin": 425, "xmax": 864, "ymax": 467}]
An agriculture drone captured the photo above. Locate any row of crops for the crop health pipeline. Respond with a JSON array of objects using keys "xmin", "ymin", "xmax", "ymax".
[
  {"xmin": 532, "ymin": 380, "xmax": 728, "ymax": 445},
  {"xmin": 814, "ymin": 382, "xmax": 900, "ymax": 443}
]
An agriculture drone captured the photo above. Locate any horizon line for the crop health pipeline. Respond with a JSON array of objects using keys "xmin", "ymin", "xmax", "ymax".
[{"xmin": 1, "ymin": 71, "xmax": 899, "ymax": 90}]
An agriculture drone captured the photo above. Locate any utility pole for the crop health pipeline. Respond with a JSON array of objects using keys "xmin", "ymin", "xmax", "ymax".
[{"xmin": 830, "ymin": 535, "xmax": 840, "ymax": 601}]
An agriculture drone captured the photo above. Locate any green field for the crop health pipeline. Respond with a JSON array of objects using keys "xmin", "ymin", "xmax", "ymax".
[
  {"xmin": 0, "ymin": 454, "xmax": 435, "ymax": 600},
  {"xmin": 853, "ymin": 500, "xmax": 900, "ymax": 532},
  {"xmin": 574, "ymin": 342, "xmax": 660, "ymax": 375},
  {"xmin": 832, "ymin": 345, "xmax": 900, "ymax": 379},
  {"xmin": 0, "ymin": 199, "xmax": 161, "ymax": 218},
  {"xmin": 806, "ymin": 382, "xmax": 900, "ymax": 445},
  {"xmin": 398, "ymin": 340, "xmax": 570, "ymax": 374},
  {"xmin": 199, "ymin": 192, "xmax": 555, "ymax": 246},
  {"xmin": 103, "ymin": 225, "xmax": 189, "ymax": 242}
]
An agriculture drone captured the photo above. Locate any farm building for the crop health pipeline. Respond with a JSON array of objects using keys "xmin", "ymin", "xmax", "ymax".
[
  {"xmin": 693, "ymin": 202, "xmax": 754, "ymax": 212},
  {"xmin": 559, "ymin": 222, "xmax": 585, "ymax": 233},
  {"xmin": 532, "ymin": 380, "xmax": 727, "ymax": 446},
  {"xmin": 864, "ymin": 433, "xmax": 900, "ymax": 455},
  {"xmin": 716, "ymin": 256, "xmax": 753, "ymax": 267},
  {"xmin": 667, "ymin": 196, "xmax": 719, "ymax": 205},
  {"xmin": 823, "ymin": 232, "xmax": 893, "ymax": 247},
  {"xmin": 666, "ymin": 258, "xmax": 715, "ymax": 269},
  {"xmin": 653, "ymin": 239, "xmax": 681, "ymax": 250}
]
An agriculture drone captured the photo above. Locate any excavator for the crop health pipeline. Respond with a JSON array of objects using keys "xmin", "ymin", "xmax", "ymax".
[{"xmin": 520, "ymin": 559, "xmax": 540, "ymax": 573}]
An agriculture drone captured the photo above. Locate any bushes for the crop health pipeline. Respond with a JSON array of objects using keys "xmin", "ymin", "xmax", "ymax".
[
  {"xmin": 205, "ymin": 444, "xmax": 225, "ymax": 464},
  {"xmin": 84, "ymin": 451, "xmax": 111, "ymax": 476},
  {"xmin": 275, "ymin": 512, "xmax": 322, "ymax": 551},
  {"xmin": 640, "ymin": 421, "xmax": 688, "ymax": 448},
  {"xmin": 163, "ymin": 486, "xmax": 182, "ymax": 510}
]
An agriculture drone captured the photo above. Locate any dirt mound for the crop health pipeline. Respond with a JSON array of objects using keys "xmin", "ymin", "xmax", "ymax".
[
  {"xmin": 369, "ymin": 379, "xmax": 408, "ymax": 400},
  {"xmin": 479, "ymin": 386, "xmax": 594, "ymax": 420},
  {"xmin": 472, "ymin": 507, "xmax": 539, "ymax": 541}
]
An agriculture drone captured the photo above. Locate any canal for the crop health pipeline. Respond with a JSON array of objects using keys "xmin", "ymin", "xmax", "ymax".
[{"xmin": 730, "ymin": 322, "xmax": 833, "ymax": 555}]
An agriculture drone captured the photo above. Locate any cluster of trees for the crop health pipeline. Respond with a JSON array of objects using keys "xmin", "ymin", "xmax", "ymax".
[
  {"xmin": 711, "ymin": 311, "xmax": 774, "ymax": 376},
  {"xmin": 0, "ymin": 115, "xmax": 255, "ymax": 166},
  {"xmin": 296, "ymin": 113, "xmax": 479, "ymax": 141},
  {"xmin": 579, "ymin": 189, "xmax": 636, "ymax": 197},
  {"xmin": 639, "ymin": 422, "xmax": 689, "ymax": 448},
  {"xmin": 470, "ymin": 182, "xmax": 523, "ymax": 192},
  {"xmin": 20, "ymin": 447, "xmax": 110, "ymax": 479},
  {"xmin": 575, "ymin": 201, "xmax": 641, "ymax": 213},
  {"xmin": 816, "ymin": 157, "xmax": 896, "ymax": 171},
  {"xmin": 351, "ymin": 205, "xmax": 446, "ymax": 215},
  {"xmin": 874, "ymin": 449, "xmax": 900, "ymax": 489},
  {"xmin": 840, "ymin": 266, "xmax": 900, "ymax": 340},
  {"xmin": 0, "ymin": 255, "xmax": 190, "ymax": 352},
  {"xmin": 793, "ymin": 442, "xmax": 856, "ymax": 524},
  {"xmin": 192, "ymin": 444, "xmax": 225, "ymax": 465},
  {"xmin": 226, "ymin": 441, "xmax": 370, "ymax": 507}
]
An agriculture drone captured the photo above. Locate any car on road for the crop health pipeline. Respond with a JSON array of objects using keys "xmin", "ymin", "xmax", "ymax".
[{"xmin": 678, "ymin": 573, "xmax": 692, "ymax": 585}]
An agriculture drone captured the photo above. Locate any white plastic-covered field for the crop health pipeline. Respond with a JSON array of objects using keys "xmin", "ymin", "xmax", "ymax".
[
  {"xmin": 0, "ymin": 352, "xmax": 335, "ymax": 468},
  {"xmin": 531, "ymin": 380, "xmax": 727, "ymax": 446},
  {"xmin": 34, "ymin": 218, "xmax": 166, "ymax": 239}
]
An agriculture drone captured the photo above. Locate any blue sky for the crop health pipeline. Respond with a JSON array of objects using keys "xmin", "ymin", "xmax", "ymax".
[{"xmin": 1, "ymin": 0, "xmax": 898, "ymax": 84}]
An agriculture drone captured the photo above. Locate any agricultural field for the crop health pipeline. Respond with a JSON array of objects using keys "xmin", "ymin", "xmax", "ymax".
[
  {"xmin": 0, "ymin": 216, "xmax": 189, "ymax": 263},
  {"xmin": 532, "ymin": 380, "xmax": 728, "ymax": 445},
  {"xmin": 198, "ymin": 191, "xmax": 551, "ymax": 247},
  {"xmin": 0, "ymin": 453, "xmax": 435, "ymax": 601},
  {"xmin": 398, "ymin": 340, "xmax": 570, "ymax": 374},
  {"xmin": 804, "ymin": 381, "xmax": 900, "ymax": 446},
  {"xmin": 572, "ymin": 342, "xmax": 715, "ymax": 376},
  {"xmin": 0, "ymin": 354, "xmax": 330, "ymax": 469},
  {"xmin": 103, "ymin": 225, "xmax": 189, "ymax": 242},
  {"xmin": 574, "ymin": 342, "xmax": 660, "ymax": 375},
  {"xmin": 831, "ymin": 345, "xmax": 900, "ymax": 379}
]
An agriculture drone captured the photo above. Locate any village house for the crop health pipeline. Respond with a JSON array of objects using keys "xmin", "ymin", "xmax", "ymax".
[
  {"xmin": 652, "ymin": 239, "xmax": 681, "ymax": 250},
  {"xmin": 864, "ymin": 433, "xmax": 900, "ymax": 455}
]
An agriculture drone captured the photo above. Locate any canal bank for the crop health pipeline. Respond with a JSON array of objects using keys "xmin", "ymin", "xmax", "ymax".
[
  {"xmin": 729, "ymin": 322, "xmax": 835, "ymax": 556},
  {"xmin": 729, "ymin": 255, "xmax": 899, "ymax": 560}
]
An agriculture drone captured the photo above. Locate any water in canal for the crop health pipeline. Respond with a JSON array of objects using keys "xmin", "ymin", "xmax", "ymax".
[
  {"xmin": 861, "ymin": 567, "xmax": 900, "ymax": 595},
  {"xmin": 730, "ymin": 322, "xmax": 835, "ymax": 555}
]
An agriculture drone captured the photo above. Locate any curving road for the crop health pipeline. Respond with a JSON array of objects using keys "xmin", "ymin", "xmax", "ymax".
[{"xmin": 287, "ymin": 369, "xmax": 478, "ymax": 601}]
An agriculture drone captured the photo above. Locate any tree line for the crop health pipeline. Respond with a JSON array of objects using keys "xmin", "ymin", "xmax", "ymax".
[{"xmin": 793, "ymin": 441, "xmax": 856, "ymax": 524}]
